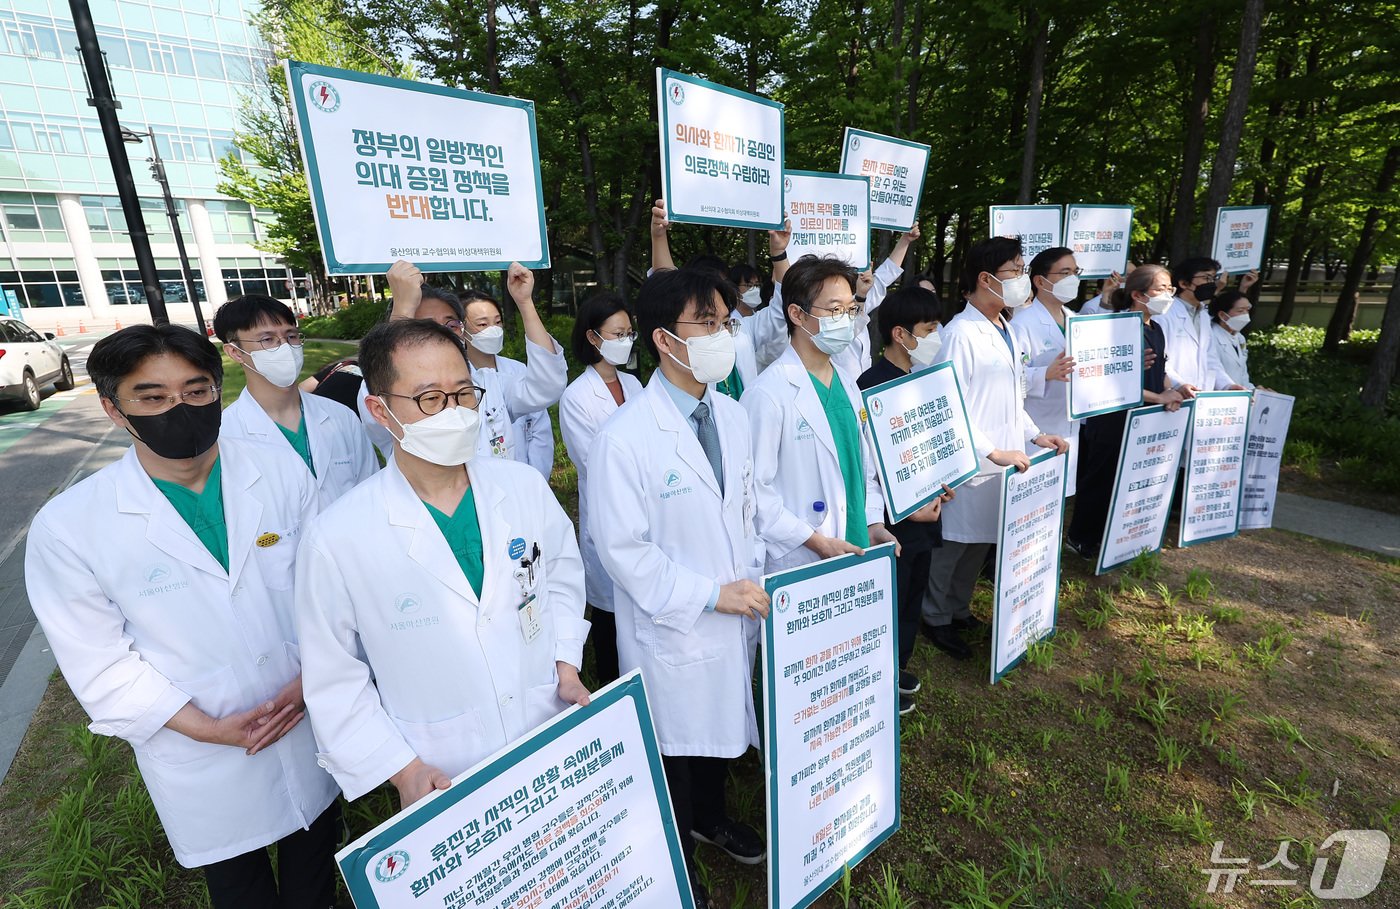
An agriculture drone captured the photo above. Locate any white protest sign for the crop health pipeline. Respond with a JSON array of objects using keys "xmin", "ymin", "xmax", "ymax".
[
  {"xmin": 1180, "ymin": 391, "xmax": 1253, "ymax": 547},
  {"xmin": 1065, "ymin": 311, "xmax": 1144, "ymax": 420},
  {"xmin": 657, "ymin": 68, "xmax": 784, "ymax": 230},
  {"xmin": 838, "ymin": 128, "xmax": 929, "ymax": 232},
  {"xmin": 1064, "ymin": 204, "xmax": 1133, "ymax": 279},
  {"xmin": 1096, "ymin": 404, "xmax": 1191, "ymax": 574},
  {"xmin": 336, "ymin": 672, "xmax": 693, "ymax": 909},
  {"xmin": 783, "ymin": 171, "xmax": 871, "ymax": 269},
  {"xmin": 991, "ymin": 450, "xmax": 1066, "ymax": 682},
  {"xmin": 286, "ymin": 60, "xmax": 548, "ymax": 274},
  {"xmin": 1240, "ymin": 389, "xmax": 1295, "ymax": 530},
  {"xmin": 988, "ymin": 205, "xmax": 1063, "ymax": 261},
  {"xmin": 762, "ymin": 545, "xmax": 900, "ymax": 909},
  {"xmin": 1211, "ymin": 206, "xmax": 1270, "ymax": 274},
  {"xmin": 861, "ymin": 361, "xmax": 981, "ymax": 522}
]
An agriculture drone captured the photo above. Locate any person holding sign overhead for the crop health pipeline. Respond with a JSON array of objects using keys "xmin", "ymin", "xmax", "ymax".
[
  {"xmin": 559, "ymin": 291, "xmax": 644, "ymax": 686},
  {"xmin": 294, "ymin": 320, "xmax": 590, "ymax": 811},
  {"xmin": 1012, "ymin": 247, "xmax": 1082, "ymax": 495},
  {"xmin": 743, "ymin": 255, "xmax": 897, "ymax": 575},
  {"xmin": 588, "ymin": 269, "xmax": 779, "ymax": 907},
  {"xmin": 923, "ymin": 237, "xmax": 1069, "ymax": 660}
]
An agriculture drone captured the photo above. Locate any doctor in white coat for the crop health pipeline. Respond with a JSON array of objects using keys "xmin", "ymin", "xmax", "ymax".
[
  {"xmin": 559, "ymin": 292, "xmax": 643, "ymax": 686},
  {"xmin": 295, "ymin": 319, "xmax": 589, "ymax": 810},
  {"xmin": 1208, "ymin": 284, "xmax": 1258, "ymax": 389},
  {"xmin": 216, "ymin": 294, "xmax": 378, "ymax": 508},
  {"xmin": 384, "ymin": 260, "xmax": 567, "ymax": 462},
  {"xmin": 1162, "ymin": 257, "xmax": 1246, "ymax": 395},
  {"xmin": 1012, "ymin": 246, "xmax": 1082, "ymax": 496},
  {"xmin": 588, "ymin": 268, "xmax": 776, "ymax": 905},
  {"xmin": 743, "ymin": 255, "xmax": 895, "ymax": 573},
  {"xmin": 925, "ymin": 237, "xmax": 1069, "ymax": 660},
  {"xmin": 25, "ymin": 325, "xmax": 340, "ymax": 907}
]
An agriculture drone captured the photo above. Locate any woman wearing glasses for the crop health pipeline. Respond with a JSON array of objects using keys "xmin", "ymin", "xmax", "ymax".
[
  {"xmin": 1011, "ymin": 247, "xmax": 1083, "ymax": 496},
  {"xmin": 559, "ymin": 292, "xmax": 643, "ymax": 686},
  {"xmin": 217, "ymin": 295, "xmax": 379, "ymax": 508}
]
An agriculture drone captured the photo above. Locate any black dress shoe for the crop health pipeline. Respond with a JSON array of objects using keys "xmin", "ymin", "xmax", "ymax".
[
  {"xmin": 1064, "ymin": 537, "xmax": 1099, "ymax": 562},
  {"xmin": 926, "ymin": 624, "xmax": 972, "ymax": 660},
  {"xmin": 693, "ymin": 818, "xmax": 766, "ymax": 865},
  {"xmin": 951, "ymin": 614, "xmax": 988, "ymax": 631}
]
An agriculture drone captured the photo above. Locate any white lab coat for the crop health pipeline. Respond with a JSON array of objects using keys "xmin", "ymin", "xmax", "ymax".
[
  {"xmin": 742, "ymin": 346, "xmax": 886, "ymax": 572},
  {"xmin": 587, "ymin": 377, "xmax": 774, "ymax": 757},
  {"xmin": 1211, "ymin": 323, "xmax": 1253, "ymax": 389},
  {"xmin": 732, "ymin": 327, "xmax": 759, "ymax": 390},
  {"xmin": 474, "ymin": 344, "xmax": 567, "ymax": 461},
  {"xmin": 1009, "ymin": 300, "xmax": 1080, "ymax": 496},
  {"xmin": 222, "ymin": 388, "xmax": 379, "ymax": 508},
  {"xmin": 559, "ymin": 365, "xmax": 644, "ymax": 611},
  {"xmin": 295, "ymin": 456, "xmax": 588, "ymax": 800},
  {"xmin": 24, "ymin": 440, "xmax": 338, "ymax": 868},
  {"xmin": 1160, "ymin": 297, "xmax": 1232, "ymax": 391},
  {"xmin": 1078, "ymin": 294, "xmax": 1106, "ymax": 316},
  {"xmin": 838, "ymin": 255, "xmax": 904, "ymax": 378},
  {"xmin": 513, "ymin": 408, "xmax": 555, "ymax": 478},
  {"xmin": 934, "ymin": 305, "xmax": 1043, "ymax": 544}
]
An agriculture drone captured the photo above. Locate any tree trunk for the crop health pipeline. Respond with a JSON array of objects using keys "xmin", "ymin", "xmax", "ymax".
[
  {"xmin": 484, "ymin": 0, "xmax": 500, "ymax": 92},
  {"xmin": 949, "ymin": 209, "xmax": 974, "ymax": 309},
  {"xmin": 1360, "ymin": 264, "xmax": 1400, "ymax": 412},
  {"xmin": 1168, "ymin": 13, "xmax": 1217, "ymax": 263},
  {"xmin": 931, "ymin": 209, "xmax": 951, "ymax": 294},
  {"xmin": 1197, "ymin": 0, "xmax": 1267, "ymax": 253},
  {"xmin": 1273, "ymin": 164, "xmax": 1325, "ymax": 325},
  {"xmin": 1323, "ymin": 145, "xmax": 1400, "ymax": 352},
  {"xmin": 1017, "ymin": 12, "xmax": 1049, "ymax": 204}
]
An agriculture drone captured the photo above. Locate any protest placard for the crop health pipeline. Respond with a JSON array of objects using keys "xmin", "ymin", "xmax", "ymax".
[
  {"xmin": 285, "ymin": 60, "xmax": 549, "ymax": 274},
  {"xmin": 335, "ymin": 671, "xmax": 692, "ymax": 909},
  {"xmin": 1064, "ymin": 204, "xmax": 1134, "ymax": 279},
  {"xmin": 1096, "ymin": 404, "xmax": 1191, "ymax": 574},
  {"xmin": 782, "ymin": 171, "xmax": 871, "ymax": 269},
  {"xmin": 988, "ymin": 205, "xmax": 1063, "ymax": 261},
  {"xmin": 1180, "ymin": 391, "xmax": 1253, "ymax": 547},
  {"xmin": 991, "ymin": 450, "xmax": 1066, "ymax": 683},
  {"xmin": 762, "ymin": 545, "xmax": 900, "ymax": 909},
  {"xmin": 1240, "ymin": 390, "xmax": 1295, "ymax": 530},
  {"xmin": 860, "ymin": 362, "xmax": 981, "ymax": 522},
  {"xmin": 1211, "ymin": 206, "xmax": 1270, "ymax": 274},
  {"xmin": 656, "ymin": 68, "xmax": 784, "ymax": 230},
  {"xmin": 1065, "ymin": 311, "xmax": 1144, "ymax": 420},
  {"xmin": 838, "ymin": 128, "xmax": 929, "ymax": 232}
]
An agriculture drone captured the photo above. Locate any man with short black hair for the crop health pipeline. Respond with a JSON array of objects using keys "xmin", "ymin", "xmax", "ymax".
[
  {"xmin": 216, "ymin": 294, "xmax": 378, "ymax": 507},
  {"xmin": 25, "ymin": 324, "xmax": 340, "ymax": 908},
  {"xmin": 1163, "ymin": 256, "xmax": 1243, "ymax": 395}
]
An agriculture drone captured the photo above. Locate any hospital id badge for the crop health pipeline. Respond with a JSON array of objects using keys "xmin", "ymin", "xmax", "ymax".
[
  {"xmin": 518, "ymin": 594, "xmax": 542, "ymax": 643},
  {"xmin": 491, "ymin": 434, "xmax": 509, "ymax": 457}
]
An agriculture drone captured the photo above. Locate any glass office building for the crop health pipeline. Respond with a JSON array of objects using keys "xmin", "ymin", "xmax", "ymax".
[{"xmin": 0, "ymin": 0, "xmax": 305, "ymax": 327}]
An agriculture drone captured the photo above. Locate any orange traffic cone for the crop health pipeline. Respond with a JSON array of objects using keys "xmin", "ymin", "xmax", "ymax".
[
  {"xmin": 78, "ymin": 320, "xmax": 87, "ymax": 333},
  {"xmin": 56, "ymin": 324, "xmax": 66, "ymax": 336}
]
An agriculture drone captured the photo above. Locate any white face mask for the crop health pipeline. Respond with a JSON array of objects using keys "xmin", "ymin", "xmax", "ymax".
[
  {"xmin": 1225, "ymin": 313, "xmax": 1251, "ymax": 333},
  {"xmin": 993, "ymin": 273, "xmax": 1033, "ymax": 309},
  {"xmin": 804, "ymin": 312, "xmax": 856, "ymax": 356},
  {"xmin": 241, "ymin": 343, "xmax": 304, "ymax": 388},
  {"xmin": 596, "ymin": 335, "xmax": 634, "ymax": 367},
  {"xmin": 1048, "ymin": 274, "xmax": 1079, "ymax": 304},
  {"xmin": 381, "ymin": 400, "xmax": 480, "ymax": 466},
  {"xmin": 740, "ymin": 286, "xmax": 762, "ymax": 309},
  {"xmin": 466, "ymin": 324, "xmax": 505, "ymax": 355},
  {"xmin": 1145, "ymin": 292, "xmax": 1174, "ymax": 316},
  {"xmin": 901, "ymin": 330, "xmax": 942, "ymax": 368},
  {"xmin": 664, "ymin": 327, "xmax": 736, "ymax": 385}
]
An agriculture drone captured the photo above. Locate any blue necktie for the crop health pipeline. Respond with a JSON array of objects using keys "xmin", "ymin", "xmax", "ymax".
[{"xmin": 692, "ymin": 401, "xmax": 724, "ymax": 493}]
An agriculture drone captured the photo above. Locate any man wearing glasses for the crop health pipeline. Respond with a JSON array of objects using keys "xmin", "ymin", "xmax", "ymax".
[
  {"xmin": 294, "ymin": 319, "xmax": 590, "ymax": 811},
  {"xmin": 744, "ymin": 254, "xmax": 897, "ymax": 575},
  {"xmin": 217, "ymin": 295, "xmax": 378, "ymax": 507},
  {"xmin": 24, "ymin": 324, "xmax": 341, "ymax": 907}
]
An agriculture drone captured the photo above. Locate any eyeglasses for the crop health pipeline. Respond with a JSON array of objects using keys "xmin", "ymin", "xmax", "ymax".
[
  {"xmin": 119, "ymin": 385, "xmax": 220, "ymax": 415},
  {"xmin": 593, "ymin": 328, "xmax": 637, "ymax": 341},
  {"xmin": 1192, "ymin": 273, "xmax": 1222, "ymax": 283},
  {"xmin": 996, "ymin": 265, "xmax": 1028, "ymax": 277},
  {"xmin": 809, "ymin": 301, "xmax": 863, "ymax": 318},
  {"xmin": 380, "ymin": 384, "xmax": 486, "ymax": 415},
  {"xmin": 1050, "ymin": 267, "xmax": 1084, "ymax": 278},
  {"xmin": 233, "ymin": 331, "xmax": 303, "ymax": 351},
  {"xmin": 674, "ymin": 318, "xmax": 741, "ymax": 336}
]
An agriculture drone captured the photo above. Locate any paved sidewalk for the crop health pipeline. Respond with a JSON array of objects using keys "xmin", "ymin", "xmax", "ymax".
[{"xmin": 1271, "ymin": 492, "xmax": 1400, "ymax": 559}]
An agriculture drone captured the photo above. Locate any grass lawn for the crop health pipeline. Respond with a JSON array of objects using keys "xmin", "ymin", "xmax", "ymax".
[{"xmin": 1, "ymin": 523, "xmax": 1395, "ymax": 908}]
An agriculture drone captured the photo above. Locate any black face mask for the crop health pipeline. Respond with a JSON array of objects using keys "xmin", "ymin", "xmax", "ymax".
[
  {"xmin": 122, "ymin": 402, "xmax": 222, "ymax": 460},
  {"xmin": 1193, "ymin": 281, "xmax": 1218, "ymax": 303}
]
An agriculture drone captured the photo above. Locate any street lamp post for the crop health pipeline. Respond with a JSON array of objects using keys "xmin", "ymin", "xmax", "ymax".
[{"xmin": 122, "ymin": 127, "xmax": 207, "ymax": 335}]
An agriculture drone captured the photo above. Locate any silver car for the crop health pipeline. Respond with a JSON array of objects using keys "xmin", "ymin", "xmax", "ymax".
[{"xmin": 0, "ymin": 317, "xmax": 75, "ymax": 410}]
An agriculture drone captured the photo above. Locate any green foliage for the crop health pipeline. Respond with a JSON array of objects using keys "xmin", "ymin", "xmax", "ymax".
[{"xmin": 300, "ymin": 298, "xmax": 389, "ymax": 340}]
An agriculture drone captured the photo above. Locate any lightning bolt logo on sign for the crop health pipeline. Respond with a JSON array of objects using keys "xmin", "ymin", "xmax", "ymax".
[
  {"xmin": 308, "ymin": 80, "xmax": 341, "ymax": 113},
  {"xmin": 374, "ymin": 850, "xmax": 410, "ymax": 882}
]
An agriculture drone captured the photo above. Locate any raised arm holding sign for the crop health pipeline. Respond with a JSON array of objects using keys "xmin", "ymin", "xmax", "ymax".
[{"xmin": 838, "ymin": 128, "xmax": 929, "ymax": 232}]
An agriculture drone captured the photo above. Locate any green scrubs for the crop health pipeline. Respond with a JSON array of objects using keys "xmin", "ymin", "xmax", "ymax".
[
  {"xmin": 424, "ymin": 488, "xmax": 485, "ymax": 598},
  {"xmin": 153, "ymin": 457, "xmax": 230, "ymax": 571},
  {"xmin": 276, "ymin": 412, "xmax": 316, "ymax": 477},
  {"xmin": 810, "ymin": 373, "xmax": 870, "ymax": 548},
  {"xmin": 716, "ymin": 365, "xmax": 745, "ymax": 402}
]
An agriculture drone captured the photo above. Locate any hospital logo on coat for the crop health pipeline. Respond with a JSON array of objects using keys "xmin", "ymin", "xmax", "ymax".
[
  {"xmin": 664, "ymin": 469, "xmax": 682, "ymax": 488},
  {"xmin": 775, "ymin": 591, "xmax": 791, "ymax": 614},
  {"xmin": 394, "ymin": 594, "xmax": 421, "ymax": 615},
  {"xmin": 509, "ymin": 537, "xmax": 527, "ymax": 559},
  {"xmin": 144, "ymin": 564, "xmax": 171, "ymax": 584},
  {"xmin": 374, "ymin": 850, "xmax": 410, "ymax": 883},
  {"xmin": 308, "ymin": 80, "xmax": 340, "ymax": 113}
]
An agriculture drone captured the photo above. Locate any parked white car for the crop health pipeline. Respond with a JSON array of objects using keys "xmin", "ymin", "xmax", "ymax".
[{"xmin": 0, "ymin": 317, "xmax": 75, "ymax": 411}]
